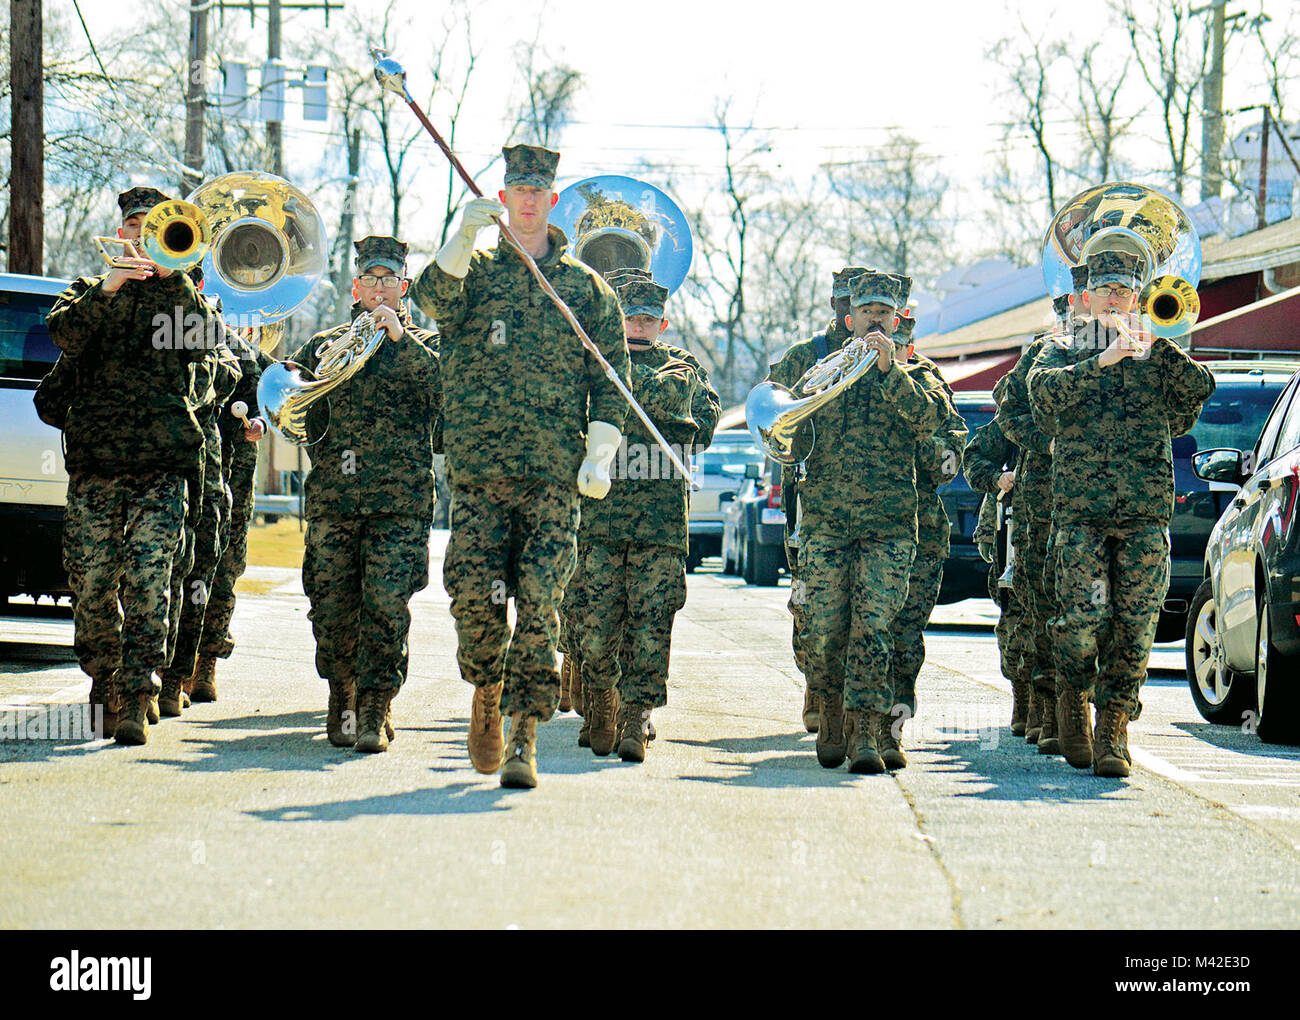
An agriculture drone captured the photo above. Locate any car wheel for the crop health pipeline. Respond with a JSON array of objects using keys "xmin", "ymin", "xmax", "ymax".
[
  {"xmin": 741, "ymin": 528, "xmax": 756, "ymax": 585},
  {"xmin": 1155, "ymin": 610, "xmax": 1186, "ymax": 644},
  {"xmin": 1255, "ymin": 598, "xmax": 1300, "ymax": 745},
  {"xmin": 685, "ymin": 547, "xmax": 702, "ymax": 573},
  {"xmin": 752, "ymin": 540, "xmax": 782, "ymax": 586},
  {"xmin": 1185, "ymin": 579, "xmax": 1254, "ymax": 724}
]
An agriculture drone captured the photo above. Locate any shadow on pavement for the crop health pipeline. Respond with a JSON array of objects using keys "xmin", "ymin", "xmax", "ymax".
[
  {"xmin": 243, "ymin": 781, "xmax": 514, "ymax": 821},
  {"xmin": 916, "ymin": 732, "xmax": 1130, "ymax": 802},
  {"xmin": 1173, "ymin": 720, "xmax": 1300, "ymax": 760},
  {"xmin": 672, "ymin": 732, "xmax": 867, "ymax": 788}
]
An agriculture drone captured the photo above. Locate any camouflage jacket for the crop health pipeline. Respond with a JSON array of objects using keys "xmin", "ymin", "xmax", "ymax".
[
  {"xmin": 780, "ymin": 316, "xmax": 851, "ymax": 520},
  {"xmin": 1027, "ymin": 328, "xmax": 1215, "ymax": 527},
  {"xmin": 910, "ymin": 354, "xmax": 968, "ymax": 557},
  {"xmin": 993, "ymin": 337, "xmax": 1055, "ymax": 524},
  {"xmin": 409, "ymin": 224, "xmax": 630, "ymax": 489},
  {"xmin": 767, "ymin": 335, "xmax": 942, "ymax": 543},
  {"xmin": 963, "ymin": 416, "xmax": 1018, "ymax": 495},
  {"xmin": 45, "ymin": 272, "xmax": 213, "ymax": 476},
  {"xmin": 579, "ymin": 340, "xmax": 718, "ymax": 554},
  {"xmin": 190, "ymin": 339, "xmax": 243, "ymax": 514},
  {"xmin": 288, "ymin": 304, "xmax": 441, "ymax": 520},
  {"xmin": 220, "ymin": 329, "xmax": 274, "ymax": 478}
]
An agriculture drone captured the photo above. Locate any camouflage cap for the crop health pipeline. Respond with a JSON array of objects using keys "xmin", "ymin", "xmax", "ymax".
[
  {"xmin": 618, "ymin": 279, "xmax": 669, "ymax": 319},
  {"xmin": 890, "ymin": 273, "xmax": 914, "ymax": 308},
  {"xmin": 354, "ymin": 235, "xmax": 408, "ymax": 274},
  {"xmin": 1052, "ymin": 294, "xmax": 1070, "ymax": 317},
  {"xmin": 1087, "ymin": 250, "xmax": 1145, "ymax": 289},
  {"xmin": 604, "ymin": 266, "xmax": 652, "ymax": 290},
  {"xmin": 849, "ymin": 270, "xmax": 907, "ymax": 310},
  {"xmin": 1070, "ymin": 263, "xmax": 1090, "ymax": 293},
  {"xmin": 117, "ymin": 186, "xmax": 171, "ymax": 219},
  {"xmin": 895, "ymin": 314, "xmax": 916, "ymax": 340},
  {"xmin": 502, "ymin": 144, "xmax": 560, "ymax": 189},
  {"xmin": 831, "ymin": 266, "xmax": 870, "ymax": 299}
]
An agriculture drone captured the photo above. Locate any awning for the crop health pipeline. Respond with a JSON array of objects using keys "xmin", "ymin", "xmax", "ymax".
[
  {"xmin": 929, "ymin": 351, "xmax": 1022, "ymax": 391},
  {"xmin": 1188, "ymin": 286, "xmax": 1300, "ymax": 355}
]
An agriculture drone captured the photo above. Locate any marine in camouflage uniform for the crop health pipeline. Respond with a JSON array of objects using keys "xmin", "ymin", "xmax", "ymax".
[
  {"xmin": 410, "ymin": 144, "xmax": 630, "ymax": 789},
  {"xmin": 158, "ymin": 316, "xmax": 242, "ymax": 716},
  {"xmin": 44, "ymin": 185, "xmax": 215, "ymax": 744},
  {"xmin": 963, "ymin": 415, "xmax": 1030, "ymax": 732},
  {"xmin": 563, "ymin": 278, "xmax": 720, "ymax": 761},
  {"xmin": 782, "ymin": 266, "xmax": 868, "ymax": 734},
  {"xmin": 766, "ymin": 271, "xmax": 942, "ymax": 774},
  {"xmin": 290, "ymin": 235, "xmax": 442, "ymax": 753},
  {"xmin": 1028, "ymin": 250, "xmax": 1215, "ymax": 777},
  {"xmin": 888, "ymin": 306, "xmax": 968, "ymax": 766},
  {"xmin": 193, "ymin": 329, "xmax": 275, "ymax": 697}
]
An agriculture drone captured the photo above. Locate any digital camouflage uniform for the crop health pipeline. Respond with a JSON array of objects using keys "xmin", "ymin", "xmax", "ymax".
[
  {"xmin": 410, "ymin": 223, "xmax": 629, "ymax": 722},
  {"xmin": 963, "ymin": 417, "xmax": 1029, "ymax": 690},
  {"xmin": 1028, "ymin": 321, "xmax": 1214, "ymax": 718},
  {"xmin": 565, "ymin": 338, "xmax": 718, "ymax": 708},
  {"xmin": 766, "ymin": 280, "xmax": 942, "ymax": 716},
  {"xmin": 890, "ymin": 353, "xmax": 967, "ymax": 713},
  {"xmin": 198, "ymin": 332, "xmax": 275, "ymax": 661},
  {"xmin": 291, "ymin": 299, "xmax": 441, "ymax": 699},
  {"xmin": 45, "ymin": 268, "xmax": 213, "ymax": 700},
  {"xmin": 161, "ymin": 336, "xmax": 242, "ymax": 692}
]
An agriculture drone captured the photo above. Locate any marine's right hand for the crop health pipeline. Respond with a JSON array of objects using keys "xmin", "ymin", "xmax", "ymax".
[
  {"xmin": 458, "ymin": 197, "xmax": 506, "ymax": 241},
  {"xmin": 102, "ymin": 257, "xmax": 157, "ymax": 294},
  {"xmin": 997, "ymin": 470, "xmax": 1015, "ymax": 493}
]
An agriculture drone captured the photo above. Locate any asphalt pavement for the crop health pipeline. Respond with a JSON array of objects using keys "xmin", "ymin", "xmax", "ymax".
[{"xmin": 2, "ymin": 532, "xmax": 1298, "ymax": 929}]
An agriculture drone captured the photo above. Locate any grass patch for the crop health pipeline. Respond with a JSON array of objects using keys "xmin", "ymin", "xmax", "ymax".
[{"xmin": 245, "ymin": 517, "xmax": 306, "ymax": 569}]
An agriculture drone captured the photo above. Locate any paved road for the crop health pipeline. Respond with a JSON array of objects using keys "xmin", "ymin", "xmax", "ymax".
[{"xmin": 2, "ymin": 534, "xmax": 1298, "ymax": 929}]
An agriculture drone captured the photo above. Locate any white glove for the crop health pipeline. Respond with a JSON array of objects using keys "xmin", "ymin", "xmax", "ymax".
[
  {"xmin": 435, "ymin": 197, "xmax": 505, "ymax": 278},
  {"xmin": 577, "ymin": 421, "xmax": 622, "ymax": 499}
]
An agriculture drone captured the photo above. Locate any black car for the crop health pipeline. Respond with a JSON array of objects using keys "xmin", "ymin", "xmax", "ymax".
[
  {"xmin": 1189, "ymin": 364, "xmax": 1300, "ymax": 744},
  {"xmin": 719, "ymin": 457, "xmax": 786, "ymax": 586},
  {"xmin": 937, "ymin": 390, "xmax": 998, "ymax": 604}
]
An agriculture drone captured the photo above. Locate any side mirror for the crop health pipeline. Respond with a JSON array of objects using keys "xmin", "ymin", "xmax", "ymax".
[
  {"xmin": 719, "ymin": 492, "xmax": 735, "ymax": 505},
  {"xmin": 1192, "ymin": 448, "xmax": 1248, "ymax": 485},
  {"xmin": 744, "ymin": 462, "xmax": 761, "ymax": 479}
]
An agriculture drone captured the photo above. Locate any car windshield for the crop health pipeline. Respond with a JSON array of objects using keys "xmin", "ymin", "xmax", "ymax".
[
  {"xmin": 945, "ymin": 400, "xmax": 997, "ymax": 493},
  {"xmin": 1186, "ymin": 381, "xmax": 1286, "ymax": 456},
  {"xmin": 696, "ymin": 441, "xmax": 764, "ymax": 476},
  {"xmin": 0, "ymin": 291, "xmax": 61, "ymax": 381}
]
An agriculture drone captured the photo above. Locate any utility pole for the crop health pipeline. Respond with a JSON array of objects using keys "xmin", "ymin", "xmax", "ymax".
[
  {"xmin": 335, "ymin": 127, "xmax": 362, "ymax": 322},
  {"xmin": 183, "ymin": 0, "xmax": 209, "ymax": 194},
  {"xmin": 267, "ymin": 0, "xmax": 283, "ymax": 178},
  {"xmin": 1257, "ymin": 106, "xmax": 1271, "ymax": 230},
  {"xmin": 9, "ymin": 0, "xmax": 44, "ymax": 275},
  {"xmin": 1192, "ymin": 1, "xmax": 1245, "ymax": 201}
]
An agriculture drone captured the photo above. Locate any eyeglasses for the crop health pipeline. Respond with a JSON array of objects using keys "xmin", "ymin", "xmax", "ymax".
[
  {"xmin": 357, "ymin": 274, "xmax": 405, "ymax": 289},
  {"xmin": 1092, "ymin": 285, "xmax": 1133, "ymax": 298}
]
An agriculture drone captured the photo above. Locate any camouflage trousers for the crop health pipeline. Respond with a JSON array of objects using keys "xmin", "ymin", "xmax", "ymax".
[
  {"xmin": 63, "ymin": 471, "xmax": 187, "ymax": 696},
  {"xmin": 444, "ymin": 479, "xmax": 579, "ymax": 721},
  {"xmin": 1052, "ymin": 522, "xmax": 1170, "ymax": 718},
  {"xmin": 199, "ymin": 458, "xmax": 256, "ymax": 659},
  {"xmin": 564, "ymin": 539, "xmax": 686, "ymax": 708},
  {"xmin": 796, "ymin": 533, "xmax": 915, "ymax": 714},
  {"xmin": 890, "ymin": 536, "xmax": 947, "ymax": 713},
  {"xmin": 302, "ymin": 513, "xmax": 431, "ymax": 693},
  {"xmin": 784, "ymin": 538, "xmax": 807, "ymax": 677},
  {"xmin": 163, "ymin": 481, "xmax": 229, "ymax": 682},
  {"xmin": 992, "ymin": 566, "xmax": 1032, "ymax": 687},
  {"xmin": 1012, "ymin": 516, "xmax": 1059, "ymax": 698}
]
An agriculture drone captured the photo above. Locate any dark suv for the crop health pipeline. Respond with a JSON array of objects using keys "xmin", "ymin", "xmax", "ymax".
[{"xmin": 937, "ymin": 391, "xmax": 997, "ymax": 604}]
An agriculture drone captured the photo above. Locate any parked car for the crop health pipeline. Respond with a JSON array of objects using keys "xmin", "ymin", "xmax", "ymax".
[
  {"xmin": 937, "ymin": 390, "xmax": 998, "ymax": 604},
  {"xmin": 1188, "ymin": 364, "xmax": 1300, "ymax": 744},
  {"xmin": 0, "ymin": 272, "xmax": 71, "ymax": 608},
  {"xmin": 720, "ymin": 457, "xmax": 786, "ymax": 585},
  {"xmin": 1160, "ymin": 361, "xmax": 1299, "ymax": 641},
  {"xmin": 686, "ymin": 429, "xmax": 765, "ymax": 571}
]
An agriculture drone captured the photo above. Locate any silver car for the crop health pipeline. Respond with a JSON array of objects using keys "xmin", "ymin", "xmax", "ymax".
[{"xmin": 687, "ymin": 430, "xmax": 765, "ymax": 571}]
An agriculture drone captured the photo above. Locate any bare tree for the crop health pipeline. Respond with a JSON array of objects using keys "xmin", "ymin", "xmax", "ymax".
[
  {"xmin": 992, "ymin": 25, "xmax": 1064, "ymax": 212},
  {"xmin": 1253, "ymin": 6, "xmax": 1299, "ymax": 124},
  {"xmin": 507, "ymin": 12, "xmax": 583, "ymax": 150},
  {"xmin": 1074, "ymin": 43, "xmax": 1137, "ymax": 182}
]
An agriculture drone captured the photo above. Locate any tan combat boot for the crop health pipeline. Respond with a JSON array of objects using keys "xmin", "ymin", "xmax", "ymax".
[
  {"xmin": 354, "ymin": 688, "xmax": 392, "ymax": 753},
  {"xmin": 114, "ymin": 692, "xmax": 151, "ymax": 745},
  {"xmin": 815, "ymin": 691, "xmax": 847, "ymax": 769},
  {"xmin": 88, "ymin": 673, "xmax": 120, "ymax": 737},
  {"xmin": 877, "ymin": 710, "xmax": 907, "ymax": 770},
  {"xmin": 1010, "ymin": 679, "xmax": 1031, "ymax": 737},
  {"xmin": 500, "ymin": 714, "xmax": 539, "ymax": 789},
  {"xmin": 802, "ymin": 685, "xmax": 819, "ymax": 733},
  {"xmin": 846, "ymin": 709, "xmax": 886, "ymax": 774},
  {"xmin": 191, "ymin": 655, "xmax": 218, "ymax": 702},
  {"xmin": 617, "ymin": 702, "xmax": 654, "ymax": 763},
  {"xmin": 1025, "ymin": 688, "xmax": 1044, "ymax": 744},
  {"xmin": 384, "ymin": 701, "xmax": 396, "ymax": 742},
  {"xmin": 326, "ymin": 679, "xmax": 357, "ymax": 748},
  {"xmin": 1093, "ymin": 704, "xmax": 1132, "ymax": 778},
  {"xmin": 468, "ymin": 681, "xmax": 505, "ymax": 774},
  {"xmin": 1058, "ymin": 689, "xmax": 1094, "ymax": 769},
  {"xmin": 558, "ymin": 656, "xmax": 574, "ymax": 713},
  {"xmin": 572, "ymin": 665, "xmax": 585, "ymax": 716},
  {"xmin": 158, "ymin": 674, "xmax": 185, "ymax": 717},
  {"xmin": 1036, "ymin": 689, "xmax": 1061, "ymax": 756},
  {"xmin": 587, "ymin": 685, "xmax": 620, "ymax": 757}
]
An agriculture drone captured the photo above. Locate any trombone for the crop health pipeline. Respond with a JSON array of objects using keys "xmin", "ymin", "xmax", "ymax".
[{"xmin": 94, "ymin": 199, "xmax": 212, "ymax": 271}]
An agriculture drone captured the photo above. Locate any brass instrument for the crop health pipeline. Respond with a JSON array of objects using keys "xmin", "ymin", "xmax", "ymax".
[
  {"xmin": 258, "ymin": 313, "xmax": 383, "ymax": 445},
  {"xmin": 996, "ymin": 493, "xmax": 1015, "ymax": 591},
  {"xmin": 95, "ymin": 198, "xmax": 212, "ymax": 271},
  {"xmin": 745, "ymin": 336, "xmax": 882, "ymax": 465},
  {"xmin": 1042, "ymin": 181, "xmax": 1203, "ymax": 339}
]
